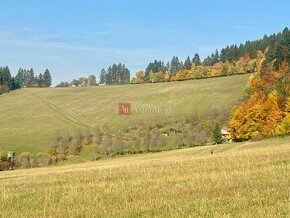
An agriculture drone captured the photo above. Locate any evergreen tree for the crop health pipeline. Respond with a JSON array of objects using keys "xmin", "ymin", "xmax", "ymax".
[
  {"xmin": 28, "ymin": 68, "xmax": 35, "ymax": 87},
  {"xmin": 15, "ymin": 68, "xmax": 24, "ymax": 88},
  {"xmin": 38, "ymin": 73, "xmax": 45, "ymax": 87},
  {"xmin": 99, "ymin": 68, "xmax": 106, "ymax": 84},
  {"xmin": 43, "ymin": 69, "xmax": 52, "ymax": 87},
  {"xmin": 0, "ymin": 66, "xmax": 12, "ymax": 92},
  {"xmin": 170, "ymin": 56, "xmax": 181, "ymax": 75},
  {"xmin": 192, "ymin": 53, "xmax": 201, "ymax": 65},
  {"xmin": 145, "ymin": 60, "xmax": 167, "ymax": 80},
  {"xmin": 213, "ymin": 123, "xmax": 222, "ymax": 144},
  {"xmin": 213, "ymin": 49, "xmax": 220, "ymax": 63}
]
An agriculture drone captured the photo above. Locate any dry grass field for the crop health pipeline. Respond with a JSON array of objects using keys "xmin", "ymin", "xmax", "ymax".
[{"xmin": 1, "ymin": 136, "xmax": 289, "ymax": 217}]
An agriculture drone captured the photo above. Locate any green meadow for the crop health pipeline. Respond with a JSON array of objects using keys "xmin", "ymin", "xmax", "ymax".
[{"xmin": 0, "ymin": 74, "xmax": 249, "ymax": 154}]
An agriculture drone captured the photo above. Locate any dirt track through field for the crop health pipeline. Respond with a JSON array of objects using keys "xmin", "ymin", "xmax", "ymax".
[{"xmin": 26, "ymin": 90, "xmax": 92, "ymax": 129}]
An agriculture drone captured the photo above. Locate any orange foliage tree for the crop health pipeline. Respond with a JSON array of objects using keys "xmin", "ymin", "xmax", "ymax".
[
  {"xmin": 135, "ymin": 71, "xmax": 144, "ymax": 84},
  {"xmin": 276, "ymin": 97, "xmax": 290, "ymax": 135},
  {"xmin": 229, "ymin": 59, "xmax": 289, "ymax": 140}
]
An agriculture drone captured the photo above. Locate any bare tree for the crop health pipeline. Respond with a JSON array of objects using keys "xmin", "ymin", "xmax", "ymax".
[
  {"xmin": 70, "ymin": 132, "xmax": 82, "ymax": 155},
  {"xmin": 101, "ymin": 129, "xmax": 112, "ymax": 155},
  {"xmin": 92, "ymin": 126, "xmax": 103, "ymax": 160},
  {"xmin": 115, "ymin": 131, "xmax": 124, "ymax": 154}
]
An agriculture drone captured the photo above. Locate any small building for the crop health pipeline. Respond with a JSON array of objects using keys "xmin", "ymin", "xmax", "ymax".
[
  {"xmin": 161, "ymin": 131, "xmax": 169, "ymax": 137},
  {"xmin": 221, "ymin": 129, "xmax": 231, "ymax": 139},
  {"xmin": 7, "ymin": 151, "xmax": 15, "ymax": 158}
]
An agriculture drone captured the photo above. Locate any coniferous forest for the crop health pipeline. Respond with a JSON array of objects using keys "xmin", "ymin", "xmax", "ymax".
[{"xmin": 0, "ymin": 68, "xmax": 52, "ymax": 94}]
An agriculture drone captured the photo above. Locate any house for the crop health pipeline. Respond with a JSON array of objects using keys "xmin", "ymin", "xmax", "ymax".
[{"xmin": 221, "ymin": 129, "xmax": 231, "ymax": 139}]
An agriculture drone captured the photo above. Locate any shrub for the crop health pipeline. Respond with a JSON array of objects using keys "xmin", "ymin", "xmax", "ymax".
[
  {"xmin": 69, "ymin": 137, "xmax": 82, "ymax": 155},
  {"xmin": 82, "ymin": 129, "xmax": 93, "ymax": 145},
  {"xmin": 0, "ymin": 150, "xmax": 6, "ymax": 161},
  {"xmin": 18, "ymin": 152, "xmax": 33, "ymax": 168},
  {"xmin": 0, "ymin": 161, "xmax": 10, "ymax": 171},
  {"xmin": 56, "ymin": 142, "xmax": 67, "ymax": 162},
  {"xmin": 36, "ymin": 153, "xmax": 52, "ymax": 167}
]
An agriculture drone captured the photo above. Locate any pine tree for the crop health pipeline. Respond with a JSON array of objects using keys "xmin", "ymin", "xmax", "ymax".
[
  {"xmin": 43, "ymin": 69, "xmax": 52, "ymax": 87},
  {"xmin": 192, "ymin": 53, "xmax": 201, "ymax": 65},
  {"xmin": 170, "ymin": 56, "xmax": 181, "ymax": 75},
  {"xmin": 38, "ymin": 73, "xmax": 45, "ymax": 87},
  {"xmin": 28, "ymin": 68, "xmax": 34, "ymax": 87},
  {"xmin": 184, "ymin": 56, "xmax": 192, "ymax": 70},
  {"xmin": 0, "ymin": 66, "xmax": 12, "ymax": 92},
  {"xmin": 213, "ymin": 123, "xmax": 222, "ymax": 144},
  {"xmin": 15, "ymin": 68, "xmax": 24, "ymax": 88},
  {"xmin": 99, "ymin": 68, "xmax": 106, "ymax": 84}
]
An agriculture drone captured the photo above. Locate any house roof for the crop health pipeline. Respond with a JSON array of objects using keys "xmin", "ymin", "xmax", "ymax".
[{"xmin": 221, "ymin": 129, "xmax": 229, "ymax": 135}]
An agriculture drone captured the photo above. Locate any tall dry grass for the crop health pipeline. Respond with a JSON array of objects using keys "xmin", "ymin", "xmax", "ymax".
[{"xmin": 0, "ymin": 137, "xmax": 289, "ymax": 217}]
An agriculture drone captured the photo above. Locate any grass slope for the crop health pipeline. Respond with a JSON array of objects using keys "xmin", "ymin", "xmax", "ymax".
[
  {"xmin": 0, "ymin": 74, "xmax": 249, "ymax": 154},
  {"xmin": 0, "ymin": 136, "xmax": 289, "ymax": 217}
]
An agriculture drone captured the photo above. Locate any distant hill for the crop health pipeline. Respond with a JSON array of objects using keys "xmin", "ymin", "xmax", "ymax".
[{"xmin": 0, "ymin": 74, "xmax": 249, "ymax": 154}]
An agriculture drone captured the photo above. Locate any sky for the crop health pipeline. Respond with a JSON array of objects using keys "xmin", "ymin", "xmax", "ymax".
[{"xmin": 0, "ymin": 0, "xmax": 289, "ymax": 85}]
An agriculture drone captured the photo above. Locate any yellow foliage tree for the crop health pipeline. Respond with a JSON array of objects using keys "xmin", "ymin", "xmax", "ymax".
[
  {"xmin": 276, "ymin": 97, "xmax": 290, "ymax": 135},
  {"xmin": 229, "ymin": 93, "xmax": 265, "ymax": 140},
  {"xmin": 262, "ymin": 91, "xmax": 284, "ymax": 135}
]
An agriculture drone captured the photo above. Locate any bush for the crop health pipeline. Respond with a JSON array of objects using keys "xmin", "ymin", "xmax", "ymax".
[
  {"xmin": 0, "ymin": 161, "xmax": 10, "ymax": 171},
  {"xmin": 69, "ymin": 135, "xmax": 82, "ymax": 155},
  {"xmin": 36, "ymin": 153, "xmax": 52, "ymax": 167},
  {"xmin": 0, "ymin": 150, "xmax": 6, "ymax": 161},
  {"xmin": 18, "ymin": 152, "xmax": 33, "ymax": 168},
  {"xmin": 82, "ymin": 129, "xmax": 93, "ymax": 145}
]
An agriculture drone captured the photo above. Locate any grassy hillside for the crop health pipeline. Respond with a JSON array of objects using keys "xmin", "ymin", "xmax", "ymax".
[
  {"xmin": 0, "ymin": 74, "xmax": 249, "ymax": 154},
  {"xmin": 0, "ymin": 136, "xmax": 289, "ymax": 217}
]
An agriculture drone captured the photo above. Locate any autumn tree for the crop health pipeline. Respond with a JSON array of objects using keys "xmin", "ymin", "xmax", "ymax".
[
  {"xmin": 262, "ymin": 91, "xmax": 284, "ymax": 135},
  {"xmin": 135, "ymin": 71, "xmax": 144, "ymax": 83},
  {"xmin": 276, "ymin": 97, "xmax": 290, "ymax": 135}
]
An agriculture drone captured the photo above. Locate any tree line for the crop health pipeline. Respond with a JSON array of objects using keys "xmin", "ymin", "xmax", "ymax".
[
  {"xmin": 130, "ymin": 27, "xmax": 290, "ymax": 84},
  {"xmin": 0, "ymin": 67, "xmax": 52, "ymax": 94},
  {"xmin": 0, "ymin": 66, "xmax": 17, "ymax": 94},
  {"xmin": 99, "ymin": 63, "xmax": 130, "ymax": 85},
  {"xmin": 204, "ymin": 27, "xmax": 290, "ymax": 66},
  {"xmin": 58, "ymin": 63, "xmax": 130, "ymax": 87},
  {"xmin": 15, "ymin": 68, "xmax": 52, "ymax": 88}
]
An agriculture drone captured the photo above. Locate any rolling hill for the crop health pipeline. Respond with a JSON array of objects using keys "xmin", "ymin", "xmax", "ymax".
[{"xmin": 0, "ymin": 74, "xmax": 249, "ymax": 154}]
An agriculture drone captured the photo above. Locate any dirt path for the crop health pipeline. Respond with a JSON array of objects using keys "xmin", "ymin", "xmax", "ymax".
[{"xmin": 26, "ymin": 90, "xmax": 92, "ymax": 129}]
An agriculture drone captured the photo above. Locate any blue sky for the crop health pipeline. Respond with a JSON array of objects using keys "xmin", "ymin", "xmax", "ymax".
[{"xmin": 0, "ymin": 0, "xmax": 289, "ymax": 85}]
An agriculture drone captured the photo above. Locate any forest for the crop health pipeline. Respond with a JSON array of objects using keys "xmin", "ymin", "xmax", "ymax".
[
  {"xmin": 131, "ymin": 27, "xmax": 290, "ymax": 84},
  {"xmin": 0, "ymin": 67, "xmax": 52, "ymax": 94}
]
